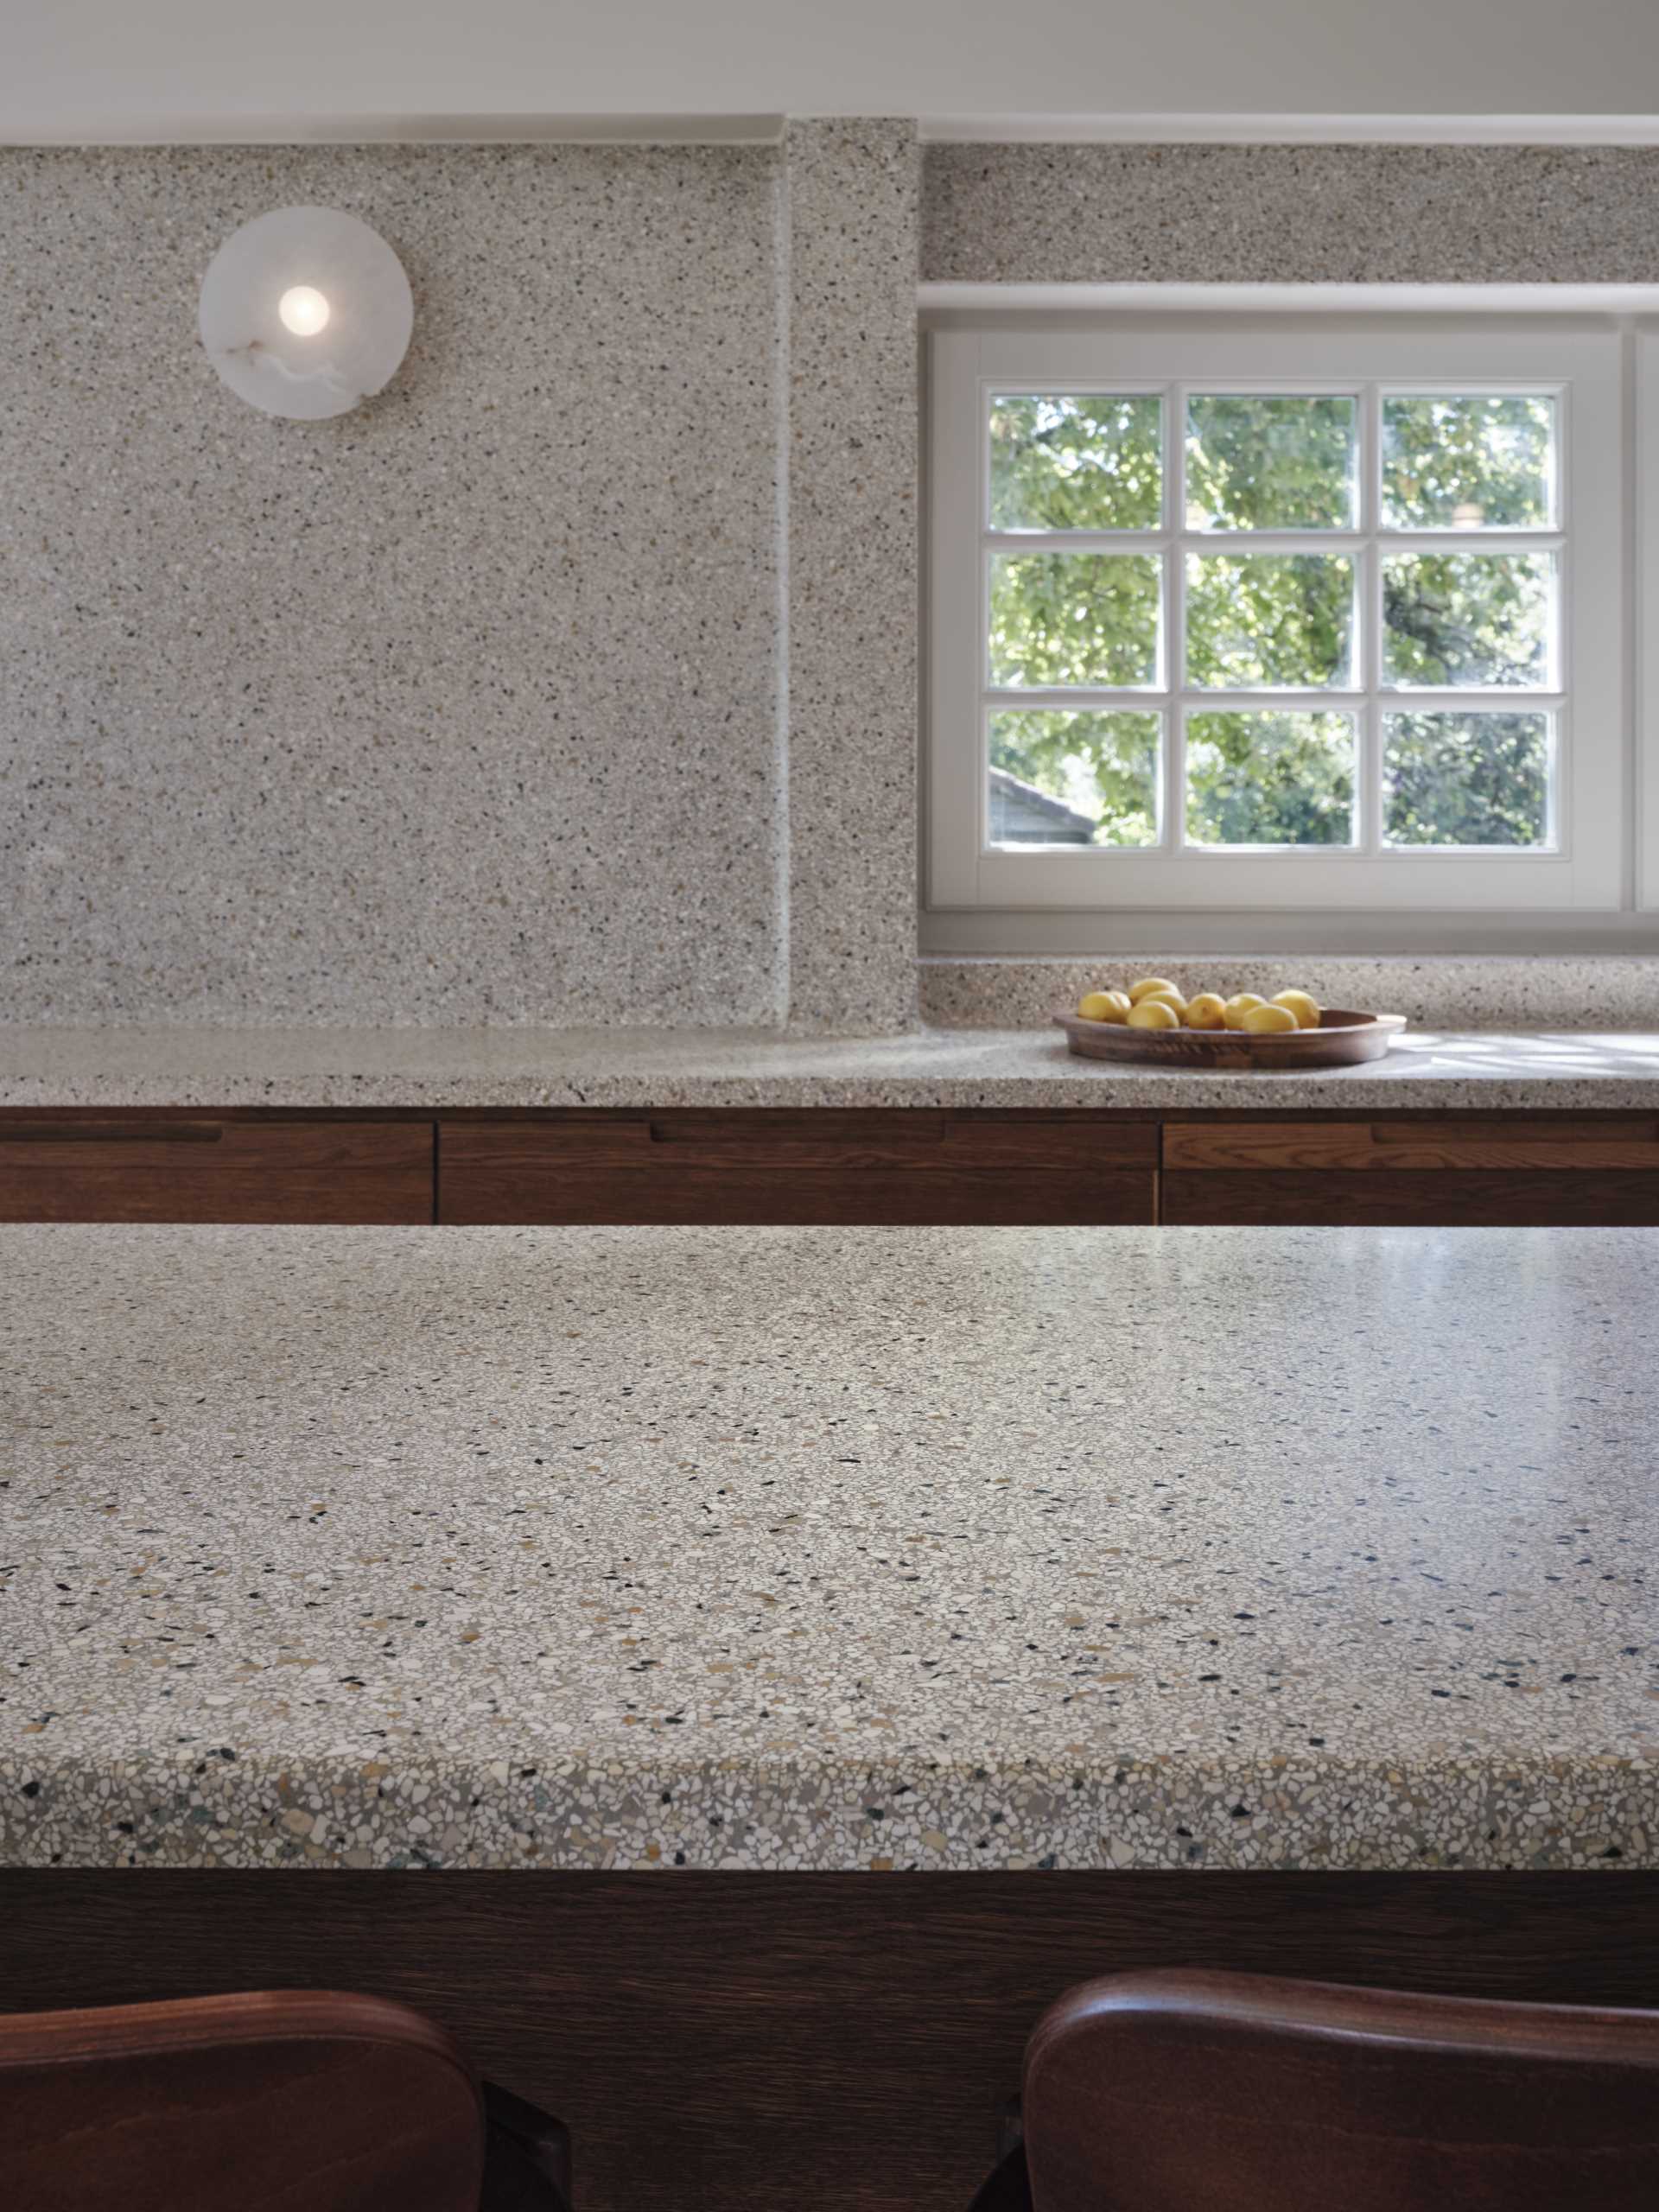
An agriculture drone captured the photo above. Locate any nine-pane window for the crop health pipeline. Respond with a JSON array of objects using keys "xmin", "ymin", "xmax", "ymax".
[
  {"xmin": 927, "ymin": 321, "xmax": 1624, "ymax": 915},
  {"xmin": 984, "ymin": 387, "xmax": 1560, "ymax": 852}
]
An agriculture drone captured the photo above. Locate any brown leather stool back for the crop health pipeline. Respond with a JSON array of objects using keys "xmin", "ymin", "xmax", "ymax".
[
  {"xmin": 1021, "ymin": 1968, "xmax": 1659, "ymax": 2212},
  {"xmin": 0, "ymin": 1989, "xmax": 489, "ymax": 2211}
]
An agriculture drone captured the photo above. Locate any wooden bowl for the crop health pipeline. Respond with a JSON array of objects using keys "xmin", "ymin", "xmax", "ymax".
[{"xmin": 1053, "ymin": 1007, "xmax": 1408, "ymax": 1068}]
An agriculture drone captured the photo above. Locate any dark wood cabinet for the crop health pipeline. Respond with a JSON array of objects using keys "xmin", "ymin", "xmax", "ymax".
[
  {"xmin": 4, "ymin": 1106, "xmax": 1659, "ymax": 1230},
  {"xmin": 0, "ymin": 1120, "xmax": 434, "ymax": 1224},
  {"xmin": 1162, "ymin": 1116, "xmax": 1659, "ymax": 1225},
  {"xmin": 3, "ymin": 1870, "xmax": 1656, "ymax": 2212},
  {"xmin": 436, "ymin": 1111, "xmax": 1159, "ymax": 1226}
]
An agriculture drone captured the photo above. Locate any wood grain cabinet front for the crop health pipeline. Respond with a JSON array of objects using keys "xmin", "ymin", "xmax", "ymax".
[
  {"xmin": 0, "ymin": 1120, "xmax": 435, "ymax": 1224},
  {"xmin": 1162, "ymin": 1117, "xmax": 1659, "ymax": 1226},
  {"xmin": 437, "ymin": 1111, "xmax": 1159, "ymax": 1226}
]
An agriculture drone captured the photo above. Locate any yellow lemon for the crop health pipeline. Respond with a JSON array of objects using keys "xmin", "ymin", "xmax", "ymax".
[
  {"xmin": 1139, "ymin": 988, "xmax": 1188, "ymax": 1018},
  {"xmin": 1270, "ymin": 988, "xmax": 1322, "ymax": 1031},
  {"xmin": 1242, "ymin": 1001, "xmax": 1299, "ymax": 1034},
  {"xmin": 1184, "ymin": 991, "xmax": 1227, "ymax": 1031},
  {"xmin": 1126, "ymin": 998, "xmax": 1180, "ymax": 1031},
  {"xmin": 1128, "ymin": 976, "xmax": 1180, "ymax": 1005},
  {"xmin": 1221, "ymin": 993, "xmax": 1265, "ymax": 1031},
  {"xmin": 1077, "ymin": 989, "xmax": 1132, "ymax": 1024}
]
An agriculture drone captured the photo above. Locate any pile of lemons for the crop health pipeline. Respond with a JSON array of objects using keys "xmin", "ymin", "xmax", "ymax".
[{"xmin": 1077, "ymin": 976, "xmax": 1322, "ymax": 1035}]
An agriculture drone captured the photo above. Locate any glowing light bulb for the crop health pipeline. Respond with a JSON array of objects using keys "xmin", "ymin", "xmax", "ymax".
[
  {"xmin": 202, "ymin": 209, "xmax": 411, "ymax": 417},
  {"xmin": 278, "ymin": 285, "xmax": 331, "ymax": 337}
]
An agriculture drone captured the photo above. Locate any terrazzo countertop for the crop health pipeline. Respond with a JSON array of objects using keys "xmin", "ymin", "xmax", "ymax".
[
  {"xmin": 3, "ymin": 1223, "xmax": 1655, "ymax": 1872},
  {"xmin": 4, "ymin": 1024, "xmax": 1659, "ymax": 1110}
]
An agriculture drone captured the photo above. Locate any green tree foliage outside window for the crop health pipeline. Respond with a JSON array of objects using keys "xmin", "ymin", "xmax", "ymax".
[
  {"xmin": 1185, "ymin": 555, "xmax": 1354, "ymax": 692},
  {"xmin": 1383, "ymin": 713, "xmax": 1550, "ymax": 847},
  {"xmin": 988, "ymin": 711, "xmax": 1160, "ymax": 848},
  {"xmin": 1382, "ymin": 552, "xmax": 1553, "ymax": 689},
  {"xmin": 1186, "ymin": 713, "xmax": 1356, "ymax": 846},
  {"xmin": 1186, "ymin": 395, "xmax": 1357, "ymax": 530},
  {"xmin": 1382, "ymin": 397, "xmax": 1553, "ymax": 528},
  {"xmin": 989, "ymin": 394, "xmax": 1163, "ymax": 531},
  {"xmin": 989, "ymin": 553, "xmax": 1161, "ymax": 689}
]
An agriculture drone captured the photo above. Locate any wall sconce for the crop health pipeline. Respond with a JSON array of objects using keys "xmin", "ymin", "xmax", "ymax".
[{"xmin": 198, "ymin": 207, "xmax": 413, "ymax": 421}]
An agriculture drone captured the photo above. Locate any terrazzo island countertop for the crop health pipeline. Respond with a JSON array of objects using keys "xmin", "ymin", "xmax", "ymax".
[
  {"xmin": 3, "ymin": 1222, "xmax": 1655, "ymax": 1872},
  {"xmin": 4, "ymin": 1024, "xmax": 1659, "ymax": 1110}
]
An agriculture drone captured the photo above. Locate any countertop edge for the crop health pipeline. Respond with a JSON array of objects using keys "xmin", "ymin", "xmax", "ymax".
[
  {"xmin": 5, "ymin": 1744, "xmax": 1650, "ymax": 1874},
  {"xmin": 7, "ymin": 1075, "xmax": 1659, "ymax": 1112},
  {"xmin": 5, "ymin": 1027, "xmax": 1659, "ymax": 1111}
]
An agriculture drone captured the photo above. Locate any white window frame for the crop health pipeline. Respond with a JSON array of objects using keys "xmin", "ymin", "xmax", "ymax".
[
  {"xmin": 927, "ymin": 315, "xmax": 1627, "ymax": 914},
  {"xmin": 1641, "ymin": 329, "xmax": 1659, "ymax": 912}
]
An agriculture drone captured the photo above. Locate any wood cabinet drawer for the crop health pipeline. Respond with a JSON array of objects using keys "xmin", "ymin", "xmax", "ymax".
[
  {"xmin": 1163, "ymin": 1116, "xmax": 1659, "ymax": 1226},
  {"xmin": 438, "ymin": 1112, "xmax": 1157, "ymax": 1226},
  {"xmin": 1165, "ymin": 1118, "xmax": 1659, "ymax": 1171},
  {"xmin": 0, "ymin": 1121, "xmax": 434, "ymax": 1223}
]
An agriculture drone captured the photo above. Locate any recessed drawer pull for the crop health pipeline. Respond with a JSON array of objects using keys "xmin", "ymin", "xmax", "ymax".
[
  {"xmin": 1164, "ymin": 1120, "xmax": 1659, "ymax": 1172},
  {"xmin": 0, "ymin": 1123, "xmax": 225, "ymax": 1145},
  {"xmin": 1366, "ymin": 1119, "xmax": 1659, "ymax": 1152}
]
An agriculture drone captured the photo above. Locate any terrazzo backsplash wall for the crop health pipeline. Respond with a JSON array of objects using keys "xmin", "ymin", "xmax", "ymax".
[
  {"xmin": 0, "ymin": 130, "xmax": 920, "ymax": 1033},
  {"xmin": 6, "ymin": 136, "xmax": 1659, "ymax": 1038}
]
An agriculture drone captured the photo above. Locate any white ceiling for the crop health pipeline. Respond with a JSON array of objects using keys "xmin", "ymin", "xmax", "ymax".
[{"xmin": 5, "ymin": 0, "xmax": 1659, "ymax": 139}]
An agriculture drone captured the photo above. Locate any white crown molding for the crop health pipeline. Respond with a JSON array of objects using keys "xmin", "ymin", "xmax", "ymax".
[
  {"xmin": 918, "ymin": 113, "xmax": 1659, "ymax": 146},
  {"xmin": 0, "ymin": 111, "xmax": 786, "ymax": 147},
  {"xmin": 919, "ymin": 282, "xmax": 1659, "ymax": 315},
  {"xmin": 9, "ymin": 109, "xmax": 1655, "ymax": 153}
]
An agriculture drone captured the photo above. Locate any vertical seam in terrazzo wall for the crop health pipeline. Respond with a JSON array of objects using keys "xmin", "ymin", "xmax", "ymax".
[
  {"xmin": 1621, "ymin": 320, "xmax": 1641, "ymax": 911},
  {"xmin": 771, "ymin": 147, "xmax": 794, "ymax": 1021}
]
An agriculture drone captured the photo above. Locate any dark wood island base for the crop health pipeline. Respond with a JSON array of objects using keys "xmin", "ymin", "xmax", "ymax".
[{"xmin": 3, "ymin": 1872, "xmax": 1656, "ymax": 2212}]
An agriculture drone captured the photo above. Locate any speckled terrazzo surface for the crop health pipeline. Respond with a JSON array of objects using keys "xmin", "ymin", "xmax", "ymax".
[
  {"xmin": 921, "ymin": 143, "xmax": 1659, "ymax": 284},
  {"xmin": 0, "ymin": 143, "xmax": 791, "ymax": 1030},
  {"xmin": 3, "ymin": 1024, "xmax": 1659, "ymax": 1110},
  {"xmin": 785, "ymin": 121, "xmax": 920, "ymax": 1035},
  {"xmin": 0, "ymin": 134, "xmax": 927, "ymax": 1038},
  {"xmin": 920, "ymin": 958, "xmax": 1659, "ymax": 1036},
  {"xmin": 3, "ymin": 1223, "xmax": 1656, "ymax": 1871}
]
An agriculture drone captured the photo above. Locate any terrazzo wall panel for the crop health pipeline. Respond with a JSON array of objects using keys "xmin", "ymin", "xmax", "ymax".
[
  {"xmin": 921, "ymin": 143, "xmax": 1659, "ymax": 283},
  {"xmin": 785, "ymin": 119, "xmax": 921, "ymax": 1033},
  {"xmin": 0, "ymin": 144, "xmax": 788, "ymax": 1027}
]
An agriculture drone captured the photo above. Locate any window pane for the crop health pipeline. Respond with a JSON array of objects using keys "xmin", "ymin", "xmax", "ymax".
[
  {"xmin": 989, "ymin": 393, "xmax": 1163, "ymax": 531},
  {"xmin": 1185, "ymin": 554, "xmax": 1354, "ymax": 690},
  {"xmin": 1185, "ymin": 395, "xmax": 1357, "ymax": 531},
  {"xmin": 988, "ymin": 552, "xmax": 1162, "ymax": 688},
  {"xmin": 1382, "ymin": 712, "xmax": 1551, "ymax": 848},
  {"xmin": 1382, "ymin": 551, "xmax": 1554, "ymax": 688},
  {"xmin": 1382, "ymin": 396, "xmax": 1555, "ymax": 529},
  {"xmin": 1185, "ymin": 712, "xmax": 1357, "ymax": 846},
  {"xmin": 989, "ymin": 711, "xmax": 1161, "ymax": 848}
]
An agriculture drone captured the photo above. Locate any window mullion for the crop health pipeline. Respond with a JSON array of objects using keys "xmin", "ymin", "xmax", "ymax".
[{"xmin": 1361, "ymin": 380, "xmax": 1382, "ymax": 855}]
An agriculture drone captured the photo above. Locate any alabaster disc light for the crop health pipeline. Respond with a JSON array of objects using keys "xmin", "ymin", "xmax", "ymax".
[{"xmin": 199, "ymin": 207, "xmax": 414, "ymax": 421}]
